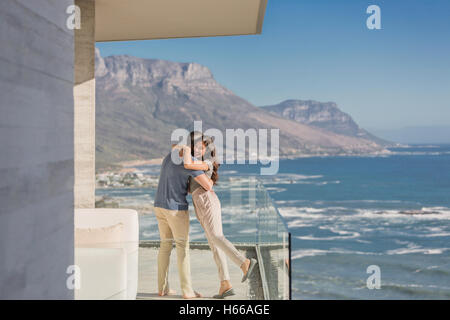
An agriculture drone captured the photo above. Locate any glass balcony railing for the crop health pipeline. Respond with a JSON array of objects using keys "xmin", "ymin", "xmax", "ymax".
[{"xmin": 254, "ymin": 181, "xmax": 291, "ymax": 300}]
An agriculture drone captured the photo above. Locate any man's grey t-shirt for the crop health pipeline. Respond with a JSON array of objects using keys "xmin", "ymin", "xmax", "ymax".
[{"xmin": 154, "ymin": 150, "xmax": 204, "ymax": 211}]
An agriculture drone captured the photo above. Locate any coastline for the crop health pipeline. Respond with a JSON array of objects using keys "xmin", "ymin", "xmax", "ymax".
[
  {"xmin": 97, "ymin": 144, "xmax": 430, "ymax": 174},
  {"xmin": 105, "ymin": 148, "xmax": 396, "ymax": 173},
  {"xmin": 111, "ymin": 143, "xmax": 450, "ymax": 173},
  {"xmin": 117, "ymin": 158, "xmax": 164, "ymax": 167}
]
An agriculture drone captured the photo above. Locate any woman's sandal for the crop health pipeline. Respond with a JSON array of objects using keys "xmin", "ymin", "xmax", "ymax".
[{"xmin": 213, "ymin": 287, "xmax": 236, "ymax": 299}]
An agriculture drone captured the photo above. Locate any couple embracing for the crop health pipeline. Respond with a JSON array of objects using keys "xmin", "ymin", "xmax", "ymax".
[{"xmin": 153, "ymin": 131, "xmax": 257, "ymax": 299}]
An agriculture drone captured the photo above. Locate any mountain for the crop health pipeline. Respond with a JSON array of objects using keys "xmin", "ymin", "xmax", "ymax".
[
  {"xmin": 95, "ymin": 49, "xmax": 388, "ymax": 169},
  {"xmin": 260, "ymin": 99, "xmax": 392, "ymax": 146}
]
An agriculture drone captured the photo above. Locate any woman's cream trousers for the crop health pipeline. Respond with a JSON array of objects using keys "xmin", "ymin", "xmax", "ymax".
[{"xmin": 192, "ymin": 188, "xmax": 247, "ymax": 281}]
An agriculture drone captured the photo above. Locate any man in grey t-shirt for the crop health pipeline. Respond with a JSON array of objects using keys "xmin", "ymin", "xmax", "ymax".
[
  {"xmin": 154, "ymin": 148, "xmax": 205, "ymax": 210},
  {"xmin": 153, "ymin": 147, "xmax": 213, "ymax": 299}
]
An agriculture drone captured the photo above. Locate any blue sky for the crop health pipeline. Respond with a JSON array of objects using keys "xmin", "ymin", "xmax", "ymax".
[{"xmin": 97, "ymin": 0, "xmax": 450, "ymax": 130}]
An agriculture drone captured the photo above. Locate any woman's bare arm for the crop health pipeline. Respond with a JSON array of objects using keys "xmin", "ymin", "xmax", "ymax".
[
  {"xmin": 182, "ymin": 146, "xmax": 209, "ymax": 171},
  {"xmin": 193, "ymin": 173, "xmax": 213, "ymax": 191}
]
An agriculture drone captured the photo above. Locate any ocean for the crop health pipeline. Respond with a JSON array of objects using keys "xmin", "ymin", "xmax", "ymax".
[{"xmin": 96, "ymin": 144, "xmax": 450, "ymax": 299}]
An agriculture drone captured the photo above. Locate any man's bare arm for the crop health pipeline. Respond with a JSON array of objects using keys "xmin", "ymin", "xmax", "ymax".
[{"xmin": 182, "ymin": 146, "xmax": 209, "ymax": 171}]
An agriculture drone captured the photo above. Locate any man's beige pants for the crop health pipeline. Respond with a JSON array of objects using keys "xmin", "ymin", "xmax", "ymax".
[
  {"xmin": 192, "ymin": 188, "xmax": 247, "ymax": 281},
  {"xmin": 154, "ymin": 206, "xmax": 195, "ymax": 297}
]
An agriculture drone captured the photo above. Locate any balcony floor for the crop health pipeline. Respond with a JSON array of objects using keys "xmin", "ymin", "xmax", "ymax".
[{"xmin": 137, "ymin": 247, "xmax": 250, "ymax": 300}]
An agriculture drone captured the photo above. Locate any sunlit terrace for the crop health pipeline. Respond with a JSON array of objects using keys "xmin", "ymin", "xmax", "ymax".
[{"xmin": 76, "ymin": 177, "xmax": 290, "ymax": 300}]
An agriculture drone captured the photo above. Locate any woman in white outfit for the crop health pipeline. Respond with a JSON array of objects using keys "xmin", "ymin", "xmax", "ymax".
[{"xmin": 179, "ymin": 132, "xmax": 258, "ymax": 299}]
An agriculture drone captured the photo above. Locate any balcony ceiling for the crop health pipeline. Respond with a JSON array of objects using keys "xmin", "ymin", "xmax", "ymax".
[{"xmin": 95, "ymin": 0, "xmax": 267, "ymax": 42}]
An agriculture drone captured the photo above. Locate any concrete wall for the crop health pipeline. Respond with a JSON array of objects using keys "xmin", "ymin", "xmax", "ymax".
[
  {"xmin": 0, "ymin": 0, "xmax": 74, "ymax": 299},
  {"xmin": 74, "ymin": 0, "xmax": 96, "ymax": 209}
]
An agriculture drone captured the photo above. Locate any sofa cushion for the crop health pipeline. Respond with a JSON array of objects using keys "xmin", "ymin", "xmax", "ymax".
[{"xmin": 75, "ymin": 222, "xmax": 124, "ymax": 247}]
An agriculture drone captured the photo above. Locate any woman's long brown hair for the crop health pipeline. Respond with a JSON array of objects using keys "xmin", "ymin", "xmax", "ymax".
[
  {"xmin": 207, "ymin": 144, "xmax": 220, "ymax": 185},
  {"xmin": 189, "ymin": 132, "xmax": 220, "ymax": 185}
]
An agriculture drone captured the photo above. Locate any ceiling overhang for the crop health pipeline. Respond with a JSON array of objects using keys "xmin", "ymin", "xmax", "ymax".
[{"xmin": 95, "ymin": 0, "xmax": 268, "ymax": 42}]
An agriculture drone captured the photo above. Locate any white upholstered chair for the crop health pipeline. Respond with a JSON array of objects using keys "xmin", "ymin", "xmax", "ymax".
[{"xmin": 74, "ymin": 208, "xmax": 139, "ymax": 300}]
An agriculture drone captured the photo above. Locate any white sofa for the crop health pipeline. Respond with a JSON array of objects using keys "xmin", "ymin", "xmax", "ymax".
[{"xmin": 74, "ymin": 208, "xmax": 139, "ymax": 300}]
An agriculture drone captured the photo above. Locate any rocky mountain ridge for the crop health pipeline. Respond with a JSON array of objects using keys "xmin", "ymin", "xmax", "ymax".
[{"xmin": 94, "ymin": 49, "xmax": 389, "ymax": 169}]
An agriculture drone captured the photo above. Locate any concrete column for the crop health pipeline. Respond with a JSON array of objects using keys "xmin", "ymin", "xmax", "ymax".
[
  {"xmin": 74, "ymin": 0, "xmax": 95, "ymax": 208},
  {"xmin": 0, "ymin": 0, "xmax": 74, "ymax": 299}
]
